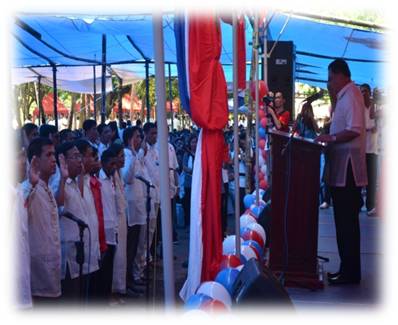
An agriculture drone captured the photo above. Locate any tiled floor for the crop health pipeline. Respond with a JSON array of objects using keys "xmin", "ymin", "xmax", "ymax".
[{"xmin": 120, "ymin": 204, "xmax": 382, "ymax": 311}]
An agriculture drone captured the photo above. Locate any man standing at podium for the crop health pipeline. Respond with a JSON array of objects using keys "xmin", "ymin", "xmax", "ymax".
[{"xmin": 315, "ymin": 59, "xmax": 367, "ymax": 285}]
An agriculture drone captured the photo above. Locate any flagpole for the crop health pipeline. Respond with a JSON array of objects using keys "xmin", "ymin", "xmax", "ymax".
[
  {"xmin": 254, "ymin": 14, "xmax": 260, "ymax": 206},
  {"xmin": 152, "ymin": 13, "xmax": 176, "ymax": 309},
  {"xmin": 233, "ymin": 13, "xmax": 241, "ymax": 259}
]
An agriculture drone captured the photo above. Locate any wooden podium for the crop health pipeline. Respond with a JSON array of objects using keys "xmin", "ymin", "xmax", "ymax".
[{"xmin": 268, "ymin": 129, "xmax": 325, "ymax": 289}]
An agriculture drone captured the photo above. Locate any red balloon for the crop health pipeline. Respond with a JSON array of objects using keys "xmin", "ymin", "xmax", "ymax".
[
  {"xmin": 220, "ymin": 254, "xmax": 242, "ymax": 269},
  {"xmin": 259, "ymin": 139, "xmax": 266, "ymax": 150},
  {"xmin": 260, "ymin": 179, "xmax": 268, "ymax": 190},
  {"xmin": 260, "ymin": 117, "xmax": 267, "ymax": 128},
  {"xmin": 250, "ymin": 80, "xmax": 268, "ymax": 100},
  {"xmin": 258, "ymin": 109, "xmax": 266, "ymax": 119},
  {"xmin": 200, "ymin": 299, "xmax": 228, "ymax": 312},
  {"xmin": 261, "ymin": 150, "xmax": 267, "ymax": 160},
  {"xmin": 258, "ymin": 171, "xmax": 264, "ymax": 180},
  {"xmin": 242, "ymin": 229, "xmax": 265, "ymax": 248}
]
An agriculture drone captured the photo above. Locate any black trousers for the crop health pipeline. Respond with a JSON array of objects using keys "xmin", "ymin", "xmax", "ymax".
[
  {"xmin": 126, "ymin": 225, "xmax": 141, "ymax": 287},
  {"xmin": 95, "ymin": 244, "xmax": 116, "ymax": 300},
  {"xmin": 330, "ymin": 162, "xmax": 362, "ymax": 281},
  {"xmin": 239, "ymin": 187, "xmax": 246, "ymax": 216},
  {"xmin": 221, "ymin": 182, "xmax": 229, "ymax": 237},
  {"xmin": 183, "ymin": 187, "xmax": 192, "ymax": 228},
  {"xmin": 365, "ymin": 153, "xmax": 378, "ymax": 211}
]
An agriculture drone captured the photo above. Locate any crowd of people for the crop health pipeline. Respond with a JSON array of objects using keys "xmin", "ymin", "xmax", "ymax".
[{"xmin": 13, "ymin": 58, "xmax": 383, "ymax": 308}]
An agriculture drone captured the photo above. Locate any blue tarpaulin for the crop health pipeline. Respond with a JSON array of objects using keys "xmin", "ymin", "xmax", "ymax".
[{"xmin": 12, "ymin": 12, "xmax": 385, "ymax": 89}]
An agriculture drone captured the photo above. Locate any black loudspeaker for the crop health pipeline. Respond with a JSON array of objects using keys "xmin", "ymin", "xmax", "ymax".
[
  {"xmin": 232, "ymin": 258, "xmax": 293, "ymax": 308},
  {"xmin": 267, "ymin": 41, "xmax": 296, "ymax": 121}
]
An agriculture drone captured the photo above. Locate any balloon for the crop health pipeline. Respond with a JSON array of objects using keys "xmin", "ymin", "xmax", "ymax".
[
  {"xmin": 259, "ymin": 139, "xmax": 266, "ymax": 150},
  {"xmin": 220, "ymin": 254, "xmax": 243, "ymax": 270},
  {"xmin": 258, "ymin": 171, "xmax": 264, "ymax": 180},
  {"xmin": 261, "ymin": 164, "xmax": 267, "ymax": 175},
  {"xmin": 222, "ymin": 235, "xmax": 244, "ymax": 255},
  {"xmin": 250, "ymin": 204, "xmax": 264, "ymax": 218},
  {"xmin": 259, "ymin": 153, "xmax": 265, "ymax": 166},
  {"xmin": 246, "ymin": 223, "xmax": 266, "ymax": 245},
  {"xmin": 241, "ymin": 228, "xmax": 265, "ymax": 248},
  {"xmin": 258, "ymin": 109, "xmax": 266, "ymax": 120},
  {"xmin": 242, "ymin": 240, "xmax": 264, "ymax": 259},
  {"xmin": 260, "ymin": 179, "xmax": 268, "ymax": 190},
  {"xmin": 258, "ymin": 127, "xmax": 266, "ymax": 139},
  {"xmin": 215, "ymin": 267, "xmax": 240, "ymax": 295},
  {"xmin": 240, "ymin": 214, "xmax": 257, "ymax": 229},
  {"xmin": 185, "ymin": 293, "xmax": 213, "ymax": 310},
  {"xmin": 252, "ymin": 189, "xmax": 266, "ymax": 197},
  {"xmin": 250, "ymin": 80, "xmax": 268, "ymax": 100},
  {"xmin": 243, "ymin": 194, "xmax": 255, "ymax": 209},
  {"xmin": 262, "ymin": 149, "xmax": 267, "ymax": 160},
  {"xmin": 200, "ymin": 299, "xmax": 228, "ymax": 312},
  {"xmin": 196, "ymin": 281, "xmax": 232, "ymax": 308},
  {"xmin": 238, "ymin": 245, "xmax": 258, "ymax": 262},
  {"xmin": 260, "ymin": 117, "xmax": 267, "ymax": 128}
]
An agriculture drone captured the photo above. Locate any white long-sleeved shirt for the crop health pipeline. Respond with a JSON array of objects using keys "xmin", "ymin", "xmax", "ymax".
[{"xmin": 99, "ymin": 169, "xmax": 118, "ymax": 245}]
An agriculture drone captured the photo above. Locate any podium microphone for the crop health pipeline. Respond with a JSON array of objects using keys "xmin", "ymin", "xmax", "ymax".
[
  {"xmin": 62, "ymin": 211, "xmax": 88, "ymax": 228},
  {"xmin": 135, "ymin": 175, "xmax": 155, "ymax": 188}
]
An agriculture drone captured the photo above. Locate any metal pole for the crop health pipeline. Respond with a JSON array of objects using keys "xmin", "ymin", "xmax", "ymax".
[
  {"xmin": 93, "ymin": 65, "xmax": 97, "ymax": 121},
  {"xmin": 152, "ymin": 14, "xmax": 175, "ymax": 309},
  {"xmin": 52, "ymin": 65, "xmax": 58, "ymax": 131},
  {"xmin": 101, "ymin": 34, "xmax": 107, "ymax": 124},
  {"xmin": 118, "ymin": 76, "xmax": 123, "ymax": 125},
  {"xmin": 254, "ymin": 14, "xmax": 260, "ymax": 206},
  {"xmin": 232, "ymin": 14, "xmax": 241, "ymax": 259},
  {"xmin": 168, "ymin": 63, "xmax": 173, "ymax": 131},
  {"xmin": 145, "ymin": 61, "xmax": 150, "ymax": 122}
]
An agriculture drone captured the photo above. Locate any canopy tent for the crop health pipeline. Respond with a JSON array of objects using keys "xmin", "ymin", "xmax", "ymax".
[{"xmin": 12, "ymin": 12, "xmax": 385, "ymax": 90}]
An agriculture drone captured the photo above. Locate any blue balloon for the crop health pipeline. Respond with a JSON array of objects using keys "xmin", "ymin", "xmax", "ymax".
[
  {"xmin": 243, "ymin": 194, "xmax": 255, "ymax": 209},
  {"xmin": 215, "ymin": 268, "xmax": 240, "ymax": 295},
  {"xmin": 249, "ymin": 204, "xmax": 263, "ymax": 218},
  {"xmin": 185, "ymin": 293, "xmax": 213, "ymax": 310},
  {"xmin": 242, "ymin": 240, "xmax": 264, "ymax": 258},
  {"xmin": 259, "ymin": 127, "xmax": 266, "ymax": 139}
]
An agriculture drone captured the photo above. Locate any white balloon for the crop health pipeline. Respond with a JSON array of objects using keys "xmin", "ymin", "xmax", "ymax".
[
  {"xmin": 259, "ymin": 154, "xmax": 265, "ymax": 166},
  {"xmin": 247, "ymin": 223, "xmax": 266, "ymax": 244},
  {"xmin": 251, "ymin": 189, "xmax": 265, "ymax": 197},
  {"xmin": 222, "ymin": 235, "xmax": 244, "ymax": 255},
  {"xmin": 261, "ymin": 164, "xmax": 267, "ymax": 175},
  {"xmin": 196, "ymin": 281, "xmax": 232, "ymax": 308},
  {"xmin": 236, "ymin": 245, "xmax": 257, "ymax": 261},
  {"xmin": 239, "ymin": 214, "xmax": 257, "ymax": 229},
  {"xmin": 235, "ymin": 265, "xmax": 244, "ymax": 272}
]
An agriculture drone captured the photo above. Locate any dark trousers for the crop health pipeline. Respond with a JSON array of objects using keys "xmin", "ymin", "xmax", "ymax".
[
  {"xmin": 330, "ymin": 162, "xmax": 362, "ymax": 281},
  {"xmin": 365, "ymin": 153, "xmax": 378, "ymax": 211},
  {"xmin": 95, "ymin": 244, "xmax": 116, "ymax": 300},
  {"xmin": 221, "ymin": 182, "xmax": 229, "ymax": 237},
  {"xmin": 239, "ymin": 187, "xmax": 246, "ymax": 216},
  {"xmin": 183, "ymin": 187, "xmax": 192, "ymax": 228},
  {"xmin": 126, "ymin": 225, "xmax": 141, "ymax": 287},
  {"xmin": 60, "ymin": 264, "xmax": 84, "ymax": 302},
  {"xmin": 320, "ymin": 182, "xmax": 332, "ymax": 205}
]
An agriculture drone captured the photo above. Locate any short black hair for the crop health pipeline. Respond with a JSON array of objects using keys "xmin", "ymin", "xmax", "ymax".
[
  {"xmin": 101, "ymin": 148, "xmax": 116, "ymax": 164},
  {"xmin": 328, "ymin": 59, "xmax": 351, "ymax": 78},
  {"xmin": 39, "ymin": 124, "xmax": 58, "ymax": 138},
  {"xmin": 22, "ymin": 123, "xmax": 38, "ymax": 138},
  {"xmin": 59, "ymin": 129, "xmax": 72, "ymax": 143},
  {"xmin": 27, "ymin": 137, "xmax": 53, "ymax": 163},
  {"xmin": 82, "ymin": 119, "xmax": 97, "ymax": 132},
  {"xmin": 97, "ymin": 123, "xmax": 109, "ymax": 135},
  {"xmin": 56, "ymin": 141, "xmax": 76, "ymax": 165},
  {"xmin": 74, "ymin": 139, "xmax": 92, "ymax": 155},
  {"xmin": 109, "ymin": 142, "xmax": 124, "ymax": 156},
  {"xmin": 122, "ymin": 126, "xmax": 141, "ymax": 147},
  {"xmin": 360, "ymin": 83, "xmax": 371, "ymax": 93},
  {"xmin": 143, "ymin": 122, "xmax": 156, "ymax": 134}
]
